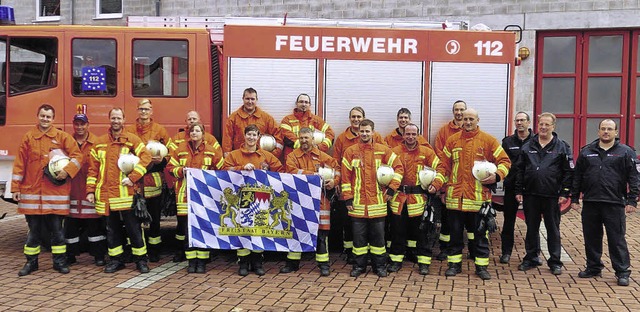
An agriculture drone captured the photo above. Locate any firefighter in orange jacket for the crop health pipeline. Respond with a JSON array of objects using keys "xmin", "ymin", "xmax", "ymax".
[
  {"xmin": 432, "ymin": 100, "xmax": 466, "ymax": 261},
  {"xmin": 87, "ymin": 108, "xmax": 153, "ymax": 274},
  {"xmin": 12, "ymin": 104, "xmax": 83, "ymax": 276},
  {"xmin": 126, "ymin": 98, "xmax": 170, "ymax": 262},
  {"xmin": 223, "ymin": 124, "xmax": 284, "ymax": 276},
  {"xmin": 167, "ymin": 110, "xmax": 222, "ymax": 262},
  {"xmin": 167, "ymin": 122, "xmax": 224, "ymax": 274},
  {"xmin": 331, "ymin": 106, "xmax": 384, "ymax": 263},
  {"xmin": 280, "ymin": 93, "xmax": 335, "ymax": 160},
  {"xmin": 387, "ymin": 124, "xmax": 446, "ymax": 275},
  {"xmin": 384, "ymin": 108, "xmax": 432, "ymax": 149},
  {"xmin": 223, "ymin": 87, "xmax": 283, "ymax": 158},
  {"xmin": 65, "ymin": 114, "xmax": 106, "ymax": 267},
  {"xmin": 440, "ymin": 108, "xmax": 511, "ymax": 281},
  {"xmin": 341, "ymin": 119, "xmax": 403, "ymax": 278},
  {"xmin": 281, "ymin": 127, "xmax": 339, "ymax": 276}
]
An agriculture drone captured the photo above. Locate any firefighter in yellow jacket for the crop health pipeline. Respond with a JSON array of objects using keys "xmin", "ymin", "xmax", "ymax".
[
  {"xmin": 280, "ymin": 93, "xmax": 335, "ymax": 160},
  {"xmin": 341, "ymin": 119, "xmax": 403, "ymax": 278},
  {"xmin": 440, "ymin": 108, "xmax": 510, "ymax": 280},
  {"xmin": 281, "ymin": 127, "xmax": 339, "ymax": 276},
  {"xmin": 387, "ymin": 124, "xmax": 445, "ymax": 275},
  {"xmin": 87, "ymin": 108, "xmax": 153, "ymax": 273},
  {"xmin": 126, "ymin": 98, "xmax": 170, "ymax": 262},
  {"xmin": 167, "ymin": 122, "xmax": 224, "ymax": 273},
  {"xmin": 12, "ymin": 104, "xmax": 83, "ymax": 276}
]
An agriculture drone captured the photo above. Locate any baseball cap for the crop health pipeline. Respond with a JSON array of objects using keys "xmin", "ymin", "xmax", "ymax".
[{"xmin": 73, "ymin": 114, "xmax": 89, "ymax": 123}]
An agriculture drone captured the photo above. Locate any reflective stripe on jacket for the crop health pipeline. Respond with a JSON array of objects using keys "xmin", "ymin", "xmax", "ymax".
[
  {"xmin": 126, "ymin": 119, "xmax": 170, "ymax": 198},
  {"xmin": 441, "ymin": 128, "xmax": 510, "ymax": 212},
  {"xmin": 69, "ymin": 132, "xmax": 99, "ymax": 218},
  {"xmin": 280, "ymin": 109, "xmax": 335, "ymax": 160},
  {"xmin": 384, "ymin": 128, "xmax": 432, "ymax": 150},
  {"xmin": 332, "ymin": 127, "xmax": 384, "ymax": 165},
  {"xmin": 167, "ymin": 139, "xmax": 224, "ymax": 216},
  {"xmin": 341, "ymin": 141, "xmax": 404, "ymax": 218},
  {"xmin": 86, "ymin": 129, "xmax": 152, "ymax": 216},
  {"xmin": 222, "ymin": 106, "xmax": 283, "ymax": 158},
  {"xmin": 285, "ymin": 147, "xmax": 339, "ymax": 230},
  {"xmin": 12, "ymin": 125, "xmax": 82, "ymax": 215}
]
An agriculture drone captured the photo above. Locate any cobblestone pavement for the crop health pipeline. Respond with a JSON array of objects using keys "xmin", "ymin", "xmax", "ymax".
[{"xmin": 0, "ymin": 200, "xmax": 639, "ymax": 311}]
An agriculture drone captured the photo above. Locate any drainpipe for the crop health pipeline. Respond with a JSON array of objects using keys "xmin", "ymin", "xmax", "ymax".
[
  {"xmin": 155, "ymin": 0, "xmax": 161, "ymax": 16},
  {"xmin": 70, "ymin": 0, "xmax": 75, "ymax": 24}
]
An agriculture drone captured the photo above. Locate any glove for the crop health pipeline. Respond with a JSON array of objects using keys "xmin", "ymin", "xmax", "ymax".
[
  {"xmin": 161, "ymin": 183, "xmax": 177, "ymax": 217},
  {"xmin": 132, "ymin": 193, "xmax": 152, "ymax": 225},
  {"xmin": 477, "ymin": 202, "xmax": 497, "ymax": 233}
]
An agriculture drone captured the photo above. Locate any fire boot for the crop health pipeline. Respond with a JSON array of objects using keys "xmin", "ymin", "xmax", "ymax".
[
  {"xmin": 187, "ymin": 259, "xmax": 197, "ymax": 273},
  {"xmin": 104, "ymin": 257, "xmax": 125, "ymax": 273},
  {"xmin": 444, "ymin": 262, "xmax": 462, "ymax": 277},
  {"xmin": 280, "ymin": 260, "xmax": 300, "ymax": 273},
  {"xmin": 475, "ymin": 265, "xmax": 491, "ymax": 280},
  {"xmin": 251, "ymin": 253, "xmax": 265, "ymax": 276},
  {"xmin": 238, "ymin": 255, "xmax": 250, "ymax": 276},
  {"xmin": 195, "ymin": 259, "xmax": 206, "ymax": 274},
  {"xmin": 53, "ymin": 253, "xmax": 70, "ymax": 274},
  {"xmin": 136, "ymin": 259, "xmax": 150, "ymax": 273},
  {"xmin": 318, "ymin": 262, "xmax": 330, "ymax": 276},
  {"xmin": 18, "ymin": 255, "xmax": 39, "ymax": 277}
]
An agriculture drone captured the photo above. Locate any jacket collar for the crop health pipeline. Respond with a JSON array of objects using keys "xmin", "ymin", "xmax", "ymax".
[{"xmin": 237, "ymin": 106, "xmax": 264, "ymax": 119}]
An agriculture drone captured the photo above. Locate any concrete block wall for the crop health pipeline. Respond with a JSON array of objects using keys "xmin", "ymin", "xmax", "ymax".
[{"xmin": 3, "ymin": 0, "xmax": 640, "ymax": 117}]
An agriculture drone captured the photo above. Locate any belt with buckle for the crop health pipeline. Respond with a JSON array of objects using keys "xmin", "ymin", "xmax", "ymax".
[{"xmin": 398, "ymin": 185, "xmax": 424, "ymax": 194}]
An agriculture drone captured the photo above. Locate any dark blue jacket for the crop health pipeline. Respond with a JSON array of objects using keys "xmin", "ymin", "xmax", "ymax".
[
  {"xmin": 572, "ymin": 139, "xmax": 639, "ymax": 207},
  {"xmin": 515, "ymin": 133, "xmax": 574, "ymax": 198},
  {"xmin": 501, "ymin": 129, "xmax": 532, "ymax": 190}
]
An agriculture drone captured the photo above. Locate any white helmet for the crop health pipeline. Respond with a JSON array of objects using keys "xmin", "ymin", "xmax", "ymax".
[
  {"xmin": 312, "ymin": 130, "xmax": 325, "ymax": 145},
  {"xmin": 317, "ymin": 167, "xmax": 335, "ymax": 180},
  {"xmin": 259, "ymin": 134, "xmax": 277, "ymax": 151},
  {"xmin": 118, "ymin": 154, "xmax": 140, "ymax": 174},
  {"xmin": 146, "ymin": 140, "xmax": 168, "ymax": 158},
  {"xmin": 48, "ymin": 155, "xmax": 70, "ymax": 175},
  {"xmin": 376, "ymin": 165, "xmax": 395, "ymax": 186},
  {"xmin": 418, "ymin": 167, "xmax": 437, "ymax": 190},
  {"xmin": 472, "ymin": 161, "xmax": 497, "ymax": 181}
]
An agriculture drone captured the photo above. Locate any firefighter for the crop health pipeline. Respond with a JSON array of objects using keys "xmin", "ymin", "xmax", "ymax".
[
  {"xmin": 515, "ymin": 112, "xmax": 573, "ymax": 275},
  {"xmin": 571, "ymin": 119, "xmax": 638, "ymax": 286},
  {"xmin": 167, "ymin": 110, "xmax": 222, "ymax": 262},
  {"xmin": 341, "ymin": 119, "xmax": 404, "ymax": 278},
  {"xmin": 12, "ymin": 104, "xmax": 83, "ymax": 276},
  {"xmin": 440, "ymin": 108, "xmax": 510, "ymax": 280},
  {"xmin": 87, "ymin": 108, "xmax": 153, "ymax": 273},
  {"xmin": 167, "ymin": 122, "xmax": 224, "ymax": 273},
  {"xmin": 384, "ymin": 108, "xmax": 432, "ymax": 149},
  {"xmin": 432, "ymin": 100, "xmax": 466, "ymax": 261},
  {"xmin": 387, "ymin": 123, "xmax": 445, "ymax": 275},
  {"xmin": 65, "ymin": 113, "xmax": 107, "ymax": 267},
  {"xmin": 331, "ymin": 107, "xmax": 384, "ymax": 264},
  {"xmin": 223, "ymin": 87, "xmax": 283, "ymax": 159},
  {"xmin": 281, "ymin": 127, "xmax": 339, "ymax": 276},
  {"xmin": 499, "ymin": 111, "xmax": 532, "ymax": 264},
  {"xmin": 223, "ymin": 124, "xmax": 284, "ymax": 276},
  {"xmin": 126, "ymin": 98, "xmax": 170, "ymax": 263},
  {"xmin": 280, "ymin": 93, "xmax": 335, "ymax": 161}
]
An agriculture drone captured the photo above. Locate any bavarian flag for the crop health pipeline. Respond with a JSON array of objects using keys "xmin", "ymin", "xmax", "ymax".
[{"xmin": 186, "ymin": 169, "xmax": 322, "ymax": 252}]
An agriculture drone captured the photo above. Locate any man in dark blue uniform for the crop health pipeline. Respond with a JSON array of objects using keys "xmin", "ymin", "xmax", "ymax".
[{"xmin": 571, "ymin": 119, "xmax": 639, "ymax": 286}]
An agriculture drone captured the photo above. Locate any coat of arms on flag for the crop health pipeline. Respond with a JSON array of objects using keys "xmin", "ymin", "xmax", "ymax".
[{"xmin": 186, "ymin": 169, "xmax": 322, "ymax": 252}]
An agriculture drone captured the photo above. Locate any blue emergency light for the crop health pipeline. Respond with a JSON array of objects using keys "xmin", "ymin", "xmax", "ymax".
[{"xmin": 0, "ymin": 6, "xmax": 16, "ymax": 25}]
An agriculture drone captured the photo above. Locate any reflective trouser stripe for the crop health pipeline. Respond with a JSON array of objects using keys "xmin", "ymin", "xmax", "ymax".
[
  {"xmin": 440, "ymin": 234, "xmax": 450, "ymax": 242},
  {"xmin": 237, "ymin": 249, "xmax": 251, "ymax": 257},
  {"xmin": 407, "ymin": 240, "xmax": 417, "ymax": 248},
  {"xmin": 197, "ymin": 250, "xmax": 210, "ymax": 259},
  {"xmin": 370, "ymin": 246, "xmax": 386, "ymax": 255},
  {"xmin": 132, "ymin": 245, "xmax": 147, "ymax": 256},
  {"xmin": 148, "ymin": 236, "xmax": 162, "ymax": 245},
  {"xmin": 417, "ymin": 255, "xmax": 432, "ymax": 265},
  {"xmin": 475, "ymin": 257, "xmax": 489, "ymax": 266},
  {"xmin": 287, "ymin": 252, "xmax": 302, "ymax": 260},
  {"xmin": 24, "ymin": 245, "xmax": 40, "ymax": 256},
  {"xmin": 343, "ymin": 241, "xmax": 353, "ymax": 249},
  {"xmin": 51, "ymin": 245, "xmax": 66, "ymax": 254},
  {"xmin": 185, "ymin": 250, "xmax": 197, "ymax": 260},
  {"xmin": 175, "ymin": 234, "xmax": 185, "ymax": 241},
  {"xmin": 467, "ymin": 232, "xmax": 475, "ymax": 240},
  {"xmin": 66, "ymin": 237, "xmax": 80, "ymax": 244},
  {"xmin": 448, "ymin": 254, "xmax": 463, "ymax": 263},
  {"xmin": 88, "ymin": 235, "xmax": 106, "ymax": 242},
  {"xmin": 352, "ymin": 246, "xmax": 368, "ymax": 256},
  {"xmin": 389, "ymin": 254, "xmax": 404, "ymax": 262},
  {"xmin": 109, "ymin": 246, "xmax": 124, "ymax": 257},
  {"xmin": 316, "ymin": 252, "xmax": 329, "ymax": 263}
]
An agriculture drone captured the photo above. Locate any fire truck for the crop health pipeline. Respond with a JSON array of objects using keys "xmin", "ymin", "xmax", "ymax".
[{"xmin": 0, "ymin": 13, "xmax": 518, "ymax": 204}]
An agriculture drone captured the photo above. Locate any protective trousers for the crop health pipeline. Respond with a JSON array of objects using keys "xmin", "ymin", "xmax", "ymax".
[
  {"xmin": 352, "ymin": 217, "xmax": 386, "ymax": 270},
  {"xmin": 331, "ymin": 200, "xmax": 353, "ymax": 251},
  {"xmin": 24, "ymin": 214, "xmax": 66, "ymax": 265},
  {"xmin": 582, "ymin": 202, "xmax": 630, "ymax": 278},
  {"xmin": 145, "ymin": 196, "xmax": 163, "ymax": 252},
  {"xmin": 178, "ymin": 215, "xmax": 209, "ymax": 261},
  {"xmin": 106, "ymin": 210, "xmax": 147, "ymax": 261},
  {"xmin": 286, "ymin": 230, "xmax": 329, "ymax": 263},
  {"xmin": 447, "ymin": 210, "xmax": 489, "ymax": 266},
  {"xmin": 434, "ymin": 198, "xmax": 450, "ymax": 252},
  {"xmin": 389, "ymin": 206, "xmax": 432, "ymax": 265},
  {"xmin": 500, "ymin": 188, "xmax": 518, "ymax": 256},
  {"xmin": 522, "ymin": 195, "xmax": 562, "ymax": 268},
  {"xmin": 65, "ymin": 216, "xmax": 106, "ymax": 258}
]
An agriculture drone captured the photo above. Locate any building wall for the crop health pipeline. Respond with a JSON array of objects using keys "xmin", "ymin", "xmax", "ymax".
[{"xmin": 4, "ymin": 0, "xmax": 640, "ymax": 119}]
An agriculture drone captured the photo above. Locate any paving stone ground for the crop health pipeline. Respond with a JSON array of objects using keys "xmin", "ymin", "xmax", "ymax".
[{"xmin": 1, "ymin": 200, "xmax": 639, "ymax": 311}]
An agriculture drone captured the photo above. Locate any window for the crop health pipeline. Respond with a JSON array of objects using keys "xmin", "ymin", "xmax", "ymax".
[
  {"xmin": 72, "ymin": 38, "xmax": 117, "ymax": 96},
  {"xmin": 36, "ymin": 0, "xmax": 60, "ymax": 21},
  {"xmin": 96, "ymin": 0, "xmax": 123, "ymax": 19},
  {"xmin": 8, "ymin": 37, "xmax": 57, "ymax": 95},
  {"xmin": 132, "ymin": 40, "xmax": 189, "ymax": 97}
]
